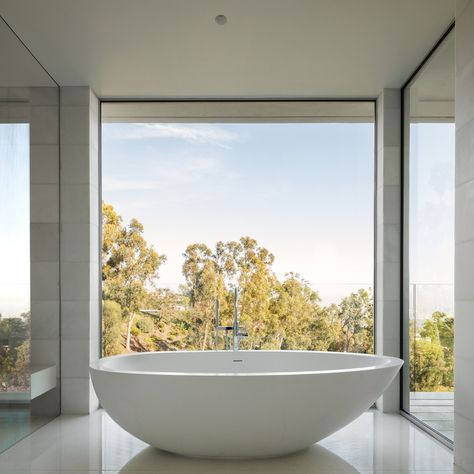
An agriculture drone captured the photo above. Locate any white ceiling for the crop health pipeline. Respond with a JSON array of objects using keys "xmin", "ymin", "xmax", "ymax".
[
  {"xmin": 0, "ymin": 0, "xmax": 454, "ymax": 99},
  {"xmin": 0, "ymin": 17, "xmax": 55, "ymax": 87}
]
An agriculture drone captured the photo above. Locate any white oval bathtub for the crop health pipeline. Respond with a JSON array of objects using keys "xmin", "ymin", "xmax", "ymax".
[{"xmin": 90, "ymin": 350, "xmax": 402, "ymax": 458}]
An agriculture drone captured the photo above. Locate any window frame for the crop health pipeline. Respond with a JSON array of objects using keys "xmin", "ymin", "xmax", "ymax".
[
  {"xmin": 400, "ymin": 22, "xmax": 455, "ymax": 449},
  {"xmin": 98, "ymin": 98, "xmax": 377, "ymax": 356}
]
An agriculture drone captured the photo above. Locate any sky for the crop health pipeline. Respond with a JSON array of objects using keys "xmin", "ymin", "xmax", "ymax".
[
  {"xmin": 102, "ymin": 121, "xmax": 375, "ymax": 305},
  {"xmin": 408, "ymin": 122, "xmax": 455, "ymax": 318},
  {"xmin": 0, "ymin": 120, "xmax": 454, "ymax": 317},
  {"xmin": 0, "ymin": 124, "xmax": 30, "ymax": 317}
]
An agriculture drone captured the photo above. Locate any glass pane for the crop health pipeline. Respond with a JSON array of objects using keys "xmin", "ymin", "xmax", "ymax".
[
  {"xmin": 101, "ymin": 112, "xmax": 375, "ymax": 356},
  {"xmin": 0, "ymin": 123, "xmax": 31, "ymax": 450},
  {"xmin": 404, "ymin": 30, "xmax": 455, "ymax": 441},
  {"xmin": 0, "ymin": 16, "xmax": 60, "ymax": 452}
]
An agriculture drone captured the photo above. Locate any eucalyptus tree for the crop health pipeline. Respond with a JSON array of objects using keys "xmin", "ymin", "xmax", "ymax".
[
  {"xmin": 418, "ymin": 311, "xmax": 454, "ymax": 390},
  {"xmin": 182, "ymin": 243, "xmax": 223, "ymax": 350},
  {"xmin": 271, "ymin": 273, "xmax": 323, "ymax": 350},
  {"xmin": 224, "ymin": 237, "xmax": 276, "ymax": 350},
  {"xmin": 329, "ymin": 288, "xmax": 374, "ymax": 353},
  {"xmin": 102, "ymin": 203, "xmax": 166, "ymax": 351}
]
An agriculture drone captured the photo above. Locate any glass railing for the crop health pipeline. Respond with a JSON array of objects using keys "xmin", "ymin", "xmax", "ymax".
[{"xmin": 408, "ymin": 283, "xmax": 454, "ymax": 440}]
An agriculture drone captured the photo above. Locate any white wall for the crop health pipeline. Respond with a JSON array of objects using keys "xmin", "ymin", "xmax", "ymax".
[
  {"xmin": 455, "ymin": 1, "xmax": 474, "ymax": 471},
  {"xmin": 60, "ymin": 87, "xmax": 100, "ymax": 414},
  {"xmin": 375, "ymin": 89, "xmax": 402, "ymax": 413}
]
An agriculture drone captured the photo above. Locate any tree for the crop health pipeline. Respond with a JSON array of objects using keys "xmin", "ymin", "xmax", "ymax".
[
  {"xmin": 102, "ymin": 203, "xmax": 122, "ymax": 277},
  {"xmin": 0, "ymin": 313, "xmax": 29, "ymax": 349},
  {"xmin": 307, "ymin": 306, "xmax": 336, "ymax": 351},
  {"xmin": 0, "ymin": 312, "xmax": 30, "ymax": 390},
  {"xmin": 433, "ymin": 312, "xmax": 454, "ymax": 388},
  {"xmin": 410, "ymin": 331, "xmax": 445, "ymax": 391},
  {"xmin": 142, "ymin": 288, "xmax": 191, "ymax": 350},
  {"xmin": 102, "ymin": 300, "xmax": 122, "ymax": 356},
  {"xmin": 231, "ymin": 237, "xmax": 276, "ymax": 350},
  {"xmin": 145, "ymin": 288, "xmax": 185, "ymax": 323},
  {"xmin": 271, "ymin": 273, "xmax": 320, "ymax": 350},
  {"xmin": 414, "ymin": 311, "xmax": 454, "ymax": 391},
  {"xmin": 329, "ymin": 289, "xmax": 374, "ymax": 353},
  {"xmin": 432, "ymin": 312, "xmax": 454, "ymax": 350},
  {"xmin": 182, "ymin": 243, "xmax": 221, "ymax": 350},
  {"xmin": 13, "ymin": 340, "xmax": 30, "ymax": 387},
  {"xmin": 180, "ymin": 237, "xmax": 278, "ymax": 350},
  {"xmin": 101, "ymin": 202, "xmax": 380, "ymax": 357},
  {"xmin": 102, "ymin": 203, "xmax": 166, "ymax": 351}
]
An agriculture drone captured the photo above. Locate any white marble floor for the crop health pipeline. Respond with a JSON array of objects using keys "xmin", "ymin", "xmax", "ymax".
[
  {"xmin": 0, "ymin": 409, "xmax": 458, "ymax": 473},
  {"xmin": 0, "ymin": 407, "xmax": 53, "ymax": 454}
]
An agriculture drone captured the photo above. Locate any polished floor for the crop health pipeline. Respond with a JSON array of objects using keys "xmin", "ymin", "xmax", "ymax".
[
  {"xmin": 0, "ymin": 409, "xmax": 458, "ymax": 473},
  {"xmin": 0, "ymin": 407, "xmax": 52, "ymax": 454},
  {"xmin": 409, "ymin": 392, "xmax": 454, "ymax": 441}
]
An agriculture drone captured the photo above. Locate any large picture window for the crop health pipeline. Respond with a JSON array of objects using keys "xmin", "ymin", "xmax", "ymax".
[
  {"xmin": 402, "ymin": 30, "xmax": 455, "ymax": 443},
  {"xmin": 101, "ymin": 102, "xmax": 375, "ymax": 356}
]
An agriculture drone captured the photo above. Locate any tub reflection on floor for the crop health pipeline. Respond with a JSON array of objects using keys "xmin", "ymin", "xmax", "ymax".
[{"xmin": 119, "ymin": 445, "xmax": 359, "ymax": 473}]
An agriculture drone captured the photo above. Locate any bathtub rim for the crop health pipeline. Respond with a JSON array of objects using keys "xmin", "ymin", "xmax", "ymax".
[{"xmin": 90, "ymin": 350, "xmax": 403, "ymax": 377}]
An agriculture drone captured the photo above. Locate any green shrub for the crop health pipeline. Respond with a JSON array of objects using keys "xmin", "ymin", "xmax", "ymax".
[
  {"xmin": 130, "ymin": 326, "xmax": 140, "ymax": 337},
  {"xmin": 410, "ymin": 337, "xmax": 445, "ymax": 391},
  {"xmin": 102, "ymin": 300, "xmax": 122, "ymax": 356},
  {"xmin": 136, "ymin": 316, "xmax": 154, "ymax": 334},
  {"xmin": 409, "ymin": 313, "xmax": 454, "ymax": 392}
]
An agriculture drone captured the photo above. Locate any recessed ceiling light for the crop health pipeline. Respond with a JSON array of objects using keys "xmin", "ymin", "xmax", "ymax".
[{"xmin": 215, "ymin": 14, "xmax": 227, "ymax": 25}]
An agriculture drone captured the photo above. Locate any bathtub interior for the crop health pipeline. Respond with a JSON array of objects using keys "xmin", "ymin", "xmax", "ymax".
[{"xmin": 95, "ymin": 351, "xmax": 402, "ymax": 375}]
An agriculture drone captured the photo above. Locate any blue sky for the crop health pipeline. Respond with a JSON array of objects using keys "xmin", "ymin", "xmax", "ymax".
[
  {"xmin": 408, "ymin": 122, "xmax": 455, "ymax": 318},
  {"xmin": 102, "ymin": 122, "xmax": 375, "ymax": 304},
  {"xmin": 410, "ymin": 123, "xmax": 455, "ymax": 284},
  {"xmin": 0, "ymin": 124, "xmax": 30, "ymax": 317},
  {"xmin": 0, "ymin": 120, "xmax": 454, "ymax": 316},
  {"xmin": 0, "ymin": 119, "xmax": 454, "ymax": 315}
]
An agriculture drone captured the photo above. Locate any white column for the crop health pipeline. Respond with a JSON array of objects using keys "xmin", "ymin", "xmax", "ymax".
[
  {"xmin": 375, "ymin": 89, "xmax": 402, "ymax": 413},
  {"xmin": 60, "ymin": 87, "xmax": 100, "ymax": 414},
  {"xmin": 455, "ymin": 1, "xmax": 474, "ymax": 471},
  {"xmin": 29, "ymin": 87, "xmax": 61, "ymax": 416}
]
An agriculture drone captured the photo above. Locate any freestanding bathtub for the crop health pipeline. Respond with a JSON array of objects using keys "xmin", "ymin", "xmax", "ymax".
[{"xmin": 90, "ymin": 350, "xmax": 402, "ymax": 458}]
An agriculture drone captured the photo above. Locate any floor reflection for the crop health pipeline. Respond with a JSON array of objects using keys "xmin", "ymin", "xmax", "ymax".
[
  {"xmin": 119, "ymin": 444, "xmax": 360, "ymax": 473},
  {"xmin": 0, "ymin": 406, "xmax": 53, "ymax": 454},
  {"xmin": 0, "ymin": 409, "xmax": 454, "ymax": 473}
]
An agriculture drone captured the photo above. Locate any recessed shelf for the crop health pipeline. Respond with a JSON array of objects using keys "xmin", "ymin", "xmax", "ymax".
[{"xmin": 31, "ymin": 365, "xmax": 57, "ymax": 400}]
